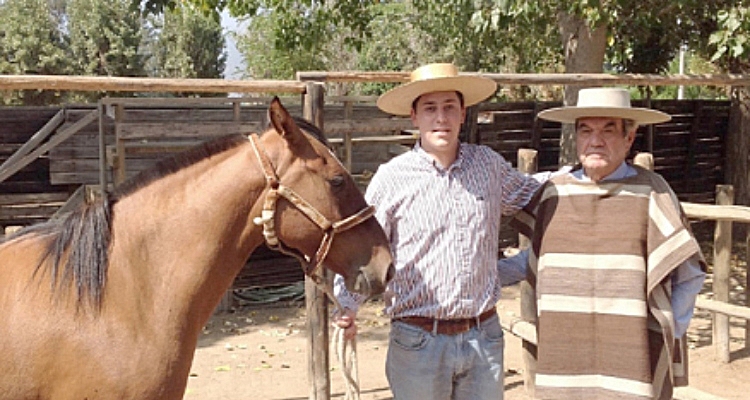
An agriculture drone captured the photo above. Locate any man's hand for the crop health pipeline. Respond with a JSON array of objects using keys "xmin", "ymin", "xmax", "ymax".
[{"xmin": 332, "ymin": 308, "xmax": 358, "ymax": 340}]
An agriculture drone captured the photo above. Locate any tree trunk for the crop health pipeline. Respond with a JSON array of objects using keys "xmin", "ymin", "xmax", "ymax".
[
  {"xmin": 727, "ymin": 85, "xmax": 750, "ymax": 208},
  {"xmin": 557, "ymin": 12, "xmax": 607, "ymax": 166}
]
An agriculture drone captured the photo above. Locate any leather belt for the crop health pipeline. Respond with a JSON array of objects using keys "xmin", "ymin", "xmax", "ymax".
[{"xmin": 393, "ymin": 309, "xmax": 496, "ymax": 335}]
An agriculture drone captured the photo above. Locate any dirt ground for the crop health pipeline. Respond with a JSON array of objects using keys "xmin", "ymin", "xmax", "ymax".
[{"xmin": 183, "ymin": 284, "xmax": 750, "ymax": 400}]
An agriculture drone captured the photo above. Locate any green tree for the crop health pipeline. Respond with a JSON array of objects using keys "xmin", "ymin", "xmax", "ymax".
[
  {"xmin": 67, "ymin": 0, "xmax": 145, "ymax": 76},
  {"xmin": 150, "ymin": 4, "xmax": 226, "ymax": 79},
  {"xmin": 353, "ymin": 2, "xmax": 438, "ymax": 95},
  {"xmin": 66, "ymin": 0, "xmax": 146, "ymax": 101},
  {"xmin": 0, "ymin": 0, "xmax": 69, "ymax": 104},
  {"xmin": 142, "ymin": 0, "xmax": 378, "ymax": 53},
  {"xmin": 236, "ymin": 10, "xmax": 325, "ymax": 80},
  {"xmin": 147, "ymin": 3, "xmax": 226, "ymax": 95}
]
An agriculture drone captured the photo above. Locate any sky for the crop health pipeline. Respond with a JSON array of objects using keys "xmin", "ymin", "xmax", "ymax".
[{"xmin": 222, "ymin": 10, "xmax": 246, "ymax": 80}]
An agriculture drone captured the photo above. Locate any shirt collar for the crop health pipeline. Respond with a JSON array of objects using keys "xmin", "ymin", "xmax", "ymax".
[
  {"xmin": 572, "ymin": 161, "xmax": 635, "ymax": 182},
  {"xmin": 413, "ymin": 141, "xmax": 465, "ymax": 172}
]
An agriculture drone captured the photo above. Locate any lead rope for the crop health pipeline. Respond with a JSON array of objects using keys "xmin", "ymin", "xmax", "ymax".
[
  {"xmin": 333, "ymin": 322, "xmax": 360, "ymax": 400},
  {"xmin": 321, "ymin": 280, "xmax": 360, "ymax": 400}
]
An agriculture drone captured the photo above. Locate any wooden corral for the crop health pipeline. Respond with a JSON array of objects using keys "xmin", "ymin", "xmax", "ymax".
[{"xmin": 0, "ymin": 97, "xmax": 731, "ymax": 231}]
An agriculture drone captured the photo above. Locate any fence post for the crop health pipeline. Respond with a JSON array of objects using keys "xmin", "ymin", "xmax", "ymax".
[
  {"xmin": 97, "ymin": 101, "xmax": 108, "ymax": 193},
  {"xmin": 303, "ymin": 82, "xmax": 331, "ymax": 400},
  {"xmin": 517, "ymin": 148, "xmax": 538, "ymax": 395},
  {"xmin": 746, "ymin": 230, "xmax": 750, "ymax": 348},
  {"xmin": 113, "ymin": 103, "xmax": 126, "ymax": 186},
  {"xmin": 714, "ymin": 185, "xmax": 734, "ymax": 363},
  {"xmin": 634, "ymin": 152, "xmax": 654, "ymax": 171}
]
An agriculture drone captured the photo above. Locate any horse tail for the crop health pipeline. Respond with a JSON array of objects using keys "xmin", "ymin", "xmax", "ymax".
[{"xmin": 33, "ymin": 196, "xmax": 112, "ymax": 310}]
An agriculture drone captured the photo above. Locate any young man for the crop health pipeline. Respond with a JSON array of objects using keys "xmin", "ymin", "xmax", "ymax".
[
  {"xmin": 333, "ymin": 63, "xmax": 541, "ymax": 400},
  {"xmin": 514, "ymin": 87, "xmax": 706, "ymax": 400}
]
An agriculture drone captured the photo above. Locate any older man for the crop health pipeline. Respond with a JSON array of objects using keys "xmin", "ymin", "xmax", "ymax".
[{"xmin": 513, "ymin": 87, "xmax": 706, "ymax": 400}]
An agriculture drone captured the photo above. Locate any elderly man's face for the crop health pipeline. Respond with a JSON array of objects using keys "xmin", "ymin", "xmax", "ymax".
[{"xmin": 575, "ymin": 117, "xmax": 635, "ymax": 181}]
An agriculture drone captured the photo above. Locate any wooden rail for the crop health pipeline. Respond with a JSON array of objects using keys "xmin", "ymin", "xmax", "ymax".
[
  {"xmin": 0, "ymin": 75, "xmax": 307, "ymax": 94},
  {"xmin": 298, "ymin": 71, "xmax": 750, "ymax": 87}
]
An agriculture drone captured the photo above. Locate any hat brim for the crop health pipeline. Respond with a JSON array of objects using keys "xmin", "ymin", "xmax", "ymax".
[
  {"xmin": 377, "ymin": 76, "xmax": 497, "ymax": 116},
  {"xmin": 537, "ymin": 106, "xmax": 671, "ymax": 125}
]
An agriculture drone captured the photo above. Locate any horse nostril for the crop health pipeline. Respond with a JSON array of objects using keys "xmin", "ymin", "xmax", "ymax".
[{"xmin": 385, "ymin": 263, "xmax": 395, "ymax": 283}]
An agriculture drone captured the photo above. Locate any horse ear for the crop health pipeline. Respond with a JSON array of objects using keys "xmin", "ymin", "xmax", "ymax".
[{"xmin": 268, "ymin": 97, "xmax": 304, "ymax": 144}]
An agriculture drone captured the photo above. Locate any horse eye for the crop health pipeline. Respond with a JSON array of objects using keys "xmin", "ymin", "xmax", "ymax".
[{"xmin": 330, "ymin": 175, "xmax": 345, "ymax": 187}]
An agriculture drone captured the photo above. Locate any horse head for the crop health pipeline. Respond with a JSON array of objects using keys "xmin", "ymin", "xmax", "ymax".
[{"xmin": 252, "ymin": 98, "xmax": 394, "ymax": 298}]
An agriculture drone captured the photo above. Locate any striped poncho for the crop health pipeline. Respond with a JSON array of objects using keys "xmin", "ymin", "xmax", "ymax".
[{"xmin": 513, "ymin": 165, "xmax": 705, "ymax": 400}]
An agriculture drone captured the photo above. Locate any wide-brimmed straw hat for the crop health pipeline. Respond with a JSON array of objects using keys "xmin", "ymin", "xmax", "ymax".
[
  {"xmin": 377, "ymin": 63, "xmax": 497, "ymax": 116},
  {"xmin": 537, "ymin": 87, "xmax": 671, "ymax": 125}
]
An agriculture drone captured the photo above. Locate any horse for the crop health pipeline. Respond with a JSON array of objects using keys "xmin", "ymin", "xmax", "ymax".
[{"xmin": 0, "ymin": 98, "xmax": 394, "ymax": 400}]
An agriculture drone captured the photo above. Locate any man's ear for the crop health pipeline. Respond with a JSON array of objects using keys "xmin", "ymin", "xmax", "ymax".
[{"xmin": 626, "ymin": 127, "xmax": 637, "ymax": 147}]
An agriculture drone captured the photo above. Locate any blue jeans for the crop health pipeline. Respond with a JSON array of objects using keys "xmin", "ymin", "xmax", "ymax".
[{"xmin": 386, "ymin": 314, "xmax": 505, "ymax": 400}]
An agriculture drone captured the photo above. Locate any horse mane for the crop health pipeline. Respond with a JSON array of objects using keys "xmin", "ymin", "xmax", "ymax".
[{"xmin": 6, "ymin": 116, "xmax": 326, "ymax": 311}]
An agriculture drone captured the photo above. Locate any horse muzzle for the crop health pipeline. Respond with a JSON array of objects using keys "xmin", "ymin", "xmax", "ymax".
[{"xmin": 347, "ymin": 261, "xmax": 394, "ymax": 298}]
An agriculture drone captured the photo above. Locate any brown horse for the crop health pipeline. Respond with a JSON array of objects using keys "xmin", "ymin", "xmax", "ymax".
[{"xmin": 0, "ymin": 98, "xmax": 394, "ymax": 400}]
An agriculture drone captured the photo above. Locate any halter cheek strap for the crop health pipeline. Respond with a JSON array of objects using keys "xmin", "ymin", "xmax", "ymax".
[{"xmin": 248, "ymin": 133, "xmax": 375, "ymax": 283}]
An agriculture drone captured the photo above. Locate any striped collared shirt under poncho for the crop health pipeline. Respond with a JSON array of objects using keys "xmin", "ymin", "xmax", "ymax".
[{"xmin": 335, "ymin": 142, "xmax": 540, "ymax": 319}]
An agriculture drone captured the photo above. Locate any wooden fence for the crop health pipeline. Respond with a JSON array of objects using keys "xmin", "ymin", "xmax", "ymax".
[{"xmin": 0, "ymin": 98, "xmax": 730, "ymax": 229}]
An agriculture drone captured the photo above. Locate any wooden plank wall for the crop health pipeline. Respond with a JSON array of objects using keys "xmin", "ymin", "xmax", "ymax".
[
  {"xmin": 478, "ymin": 99, "xmax": 730, "ymax": 204},
  {"xmin": 101, "ymin": 100, "xmax": 405, "ymax": 182},
  {"xmin": 49, "ymin": 107, "xmax": 114, "ymax": 186},
  {"xmin": 0, "ymin": 107, "xmax": 77, "ymax": 227}
]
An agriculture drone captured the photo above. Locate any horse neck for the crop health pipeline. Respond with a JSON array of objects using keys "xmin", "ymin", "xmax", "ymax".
[{"xmin": 108, "ymin": 143, "xmax": 267, "ymax": 328}]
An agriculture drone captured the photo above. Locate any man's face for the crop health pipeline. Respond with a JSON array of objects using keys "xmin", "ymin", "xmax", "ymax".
[
  {"xmin": 410, "ymin": 91, "xmax": 465, "ymax": 154},
  {"xmin": 576, "ymin": 117, "xmax": 635, "ymax": 181}
]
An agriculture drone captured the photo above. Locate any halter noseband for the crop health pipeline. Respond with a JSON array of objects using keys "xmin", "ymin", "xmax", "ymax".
[{"xmin": 248, "ymin": 133, "xmax": 376, "ymax": 283}]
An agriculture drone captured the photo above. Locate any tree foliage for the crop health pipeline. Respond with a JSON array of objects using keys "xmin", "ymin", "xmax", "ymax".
[
  {"xmin": 236, "ymin": 10, "xmax": 326, "ymax": 80},
  {"xmin": 0, "ymin": 0, "xmax": 228, "ymax": 104},
  {"xmin": 707, "ymin": 4, "xmax": 750, "ymax": 72},
  {"xmin": 67, "ymin": 0, "xmax": 145, "ymax": 76},
  {"xmin": 0, "ymin": 0, "xmax": 69, "ymax": 104},
  {"xmin": 149, "ymin": 4, "xmax": 227, "ymax": 80},
  {"xmin": 143, "ymin": 0, "xmax": 380, "ymax": 52},
  {"xmin": 65, "ymin": 0, "xmax": 146, "ymax": 101}
]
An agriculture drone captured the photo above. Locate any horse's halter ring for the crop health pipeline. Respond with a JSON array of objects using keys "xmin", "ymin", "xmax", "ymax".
[{"xmin": 248, "ymin": 133, "xmax": 376, "ymax": 285}]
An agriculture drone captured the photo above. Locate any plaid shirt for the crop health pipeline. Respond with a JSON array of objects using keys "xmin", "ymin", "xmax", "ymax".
[{"xmin": 335, "ymin": 142, "xmax": 540, "ymax": 318}]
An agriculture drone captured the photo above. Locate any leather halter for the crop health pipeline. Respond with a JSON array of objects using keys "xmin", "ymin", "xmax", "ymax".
[{"xmin": 248, "ymin": 133, "xmax": 376, "ymax": 283}]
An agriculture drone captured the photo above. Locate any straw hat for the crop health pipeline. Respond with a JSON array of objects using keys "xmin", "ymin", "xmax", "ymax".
[
  {"xmin": 376, "ymin": 63, "xmax": 497, "ymax": 116},
  {"xmin": 537, "ymin": 87, "xmax": 671, "ymax": 125}
]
